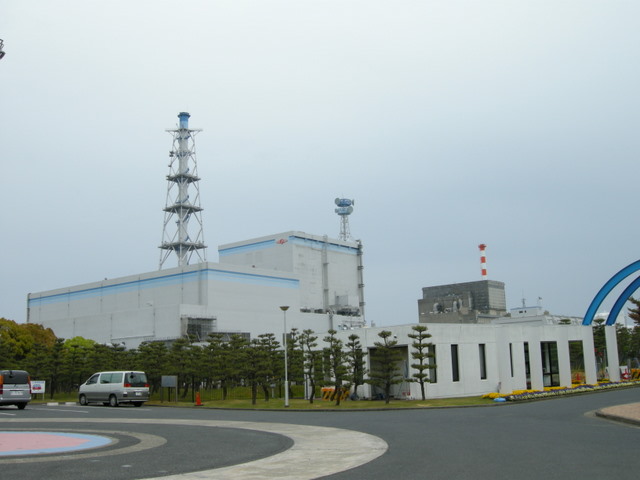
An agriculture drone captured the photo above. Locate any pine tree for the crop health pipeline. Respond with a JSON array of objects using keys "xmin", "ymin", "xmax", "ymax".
[
  {"xmin": 367, "ymin": 330, "xmax": 404, "ymax": 404},
  {"xmin": 62, "ymin": 337, "xmax": 95, "ymax": 394},
  {"xmin": 243, "ymin": 339, "xmax": 262, "ymax": 405},
  {"xmin": 227, "ymin": 334, "xmax": 250, "ymax": 398},
  {"xmin": 408, "ymin": 324, "xmax": 435, "ymax": 400},
  {"xmin": 286, "ymin": 328, "xmax": 304, "ymax": 399},
  {"xmin": 48, "ymin": 338, "xmax": 66, "ymax": 398},
  {"xmin": 166, "ymin": 337, "xmax": 194, "ymax": 399},
  {"xmin": 256, "ymin": 333, "xmax": 280, "ymax": 402},
  {"xmin": 137, "ymin": 341, "xmax": 169, "ymax": 394},
  {"xmin": 300, "ymin": 329, "xmax": 322, "ymax": 403},
  {"xmin": 345, "ymin": 334, "xmax": 367, "ymax": 400},
  {"xmin": 628, "ymin": 297, "xmax": 640, "ymax": 325},
  {"xmin": 323, "ymin": 329, "xmax": 348, "ymax": 406}
]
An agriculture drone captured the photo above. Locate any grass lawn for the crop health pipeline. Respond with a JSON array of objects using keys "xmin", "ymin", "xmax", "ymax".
[
  {"xmin": 149, "ymin": 396, "xmax": 495, "ymax": 410},
  {"xmin": 30, "ymin": 392, "xmax": 495, "ymax": 409}
]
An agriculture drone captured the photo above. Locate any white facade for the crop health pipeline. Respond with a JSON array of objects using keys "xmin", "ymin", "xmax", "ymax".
[
  {"xmin": 219, "ymin": 231, "xmax": 364, "ymax": 321},
  {"xmin": 28, "ymin": 231, "xmax": 364, "ymax": 348},
  {"xmin": 496, "ymin": 305, "xmax": 584, "ymax": 326},
  {"xmin": 335, "ymin": 322, "xmax": 618, "ymax": 399},
  {"xmin": 26, "ymin": 228, "xmax": 618, "ymax": 400}
]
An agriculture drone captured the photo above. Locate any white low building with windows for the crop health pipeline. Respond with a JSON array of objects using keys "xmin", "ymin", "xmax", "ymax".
[{"xmin": 335, "ymin": 322, "xmax": 618, "ymax": 399}]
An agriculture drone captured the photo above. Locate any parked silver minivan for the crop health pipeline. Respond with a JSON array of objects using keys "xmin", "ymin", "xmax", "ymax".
[
  {"xmin": 78, "ymin": 371, "xmax": 149, "ymax": 407},
  {"xmin": 0, "ymin": 370, "xmax": 31, "ymax": 410}
]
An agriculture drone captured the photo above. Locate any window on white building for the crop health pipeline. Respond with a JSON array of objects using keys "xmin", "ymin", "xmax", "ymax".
[
  {"xmin": 451, "ymin": 344, "xmax": 460, "ymax": 382},
  {"xmin": 509, "ymin": 343, "xmax": 514, "ymax": 377},
  {"xmin": 479, "ymin": 344, "xmax": 487, "ymax": 380},
  {"xmin": 428, "ymin": 345, "xmax": 437, "ymax": 384}
]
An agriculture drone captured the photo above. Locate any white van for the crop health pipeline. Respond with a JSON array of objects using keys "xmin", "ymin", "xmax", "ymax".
[
  {"xmin": 78, "ymin": 371, "xmax": 149, "ymax": 407},
  {"xmin": 0, "ymin": 370, "xmax": 31, "ymax": 410}
]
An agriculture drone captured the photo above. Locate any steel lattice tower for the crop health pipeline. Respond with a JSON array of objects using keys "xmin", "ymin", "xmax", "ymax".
[{"xmin": 159, "ymin": 112, "xmax": 207, "ymax": 269}]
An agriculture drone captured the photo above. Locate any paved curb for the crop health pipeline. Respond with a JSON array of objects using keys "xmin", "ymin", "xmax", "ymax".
[
  {"xmin": 147, "ymin": 402, "xmax": 504, "ymax": 412},
  {"xmin": 595, "ymin": 402, "xmax": 640, "ymax": 427},
  {"xmin": 595, "ymin": 411, "xmax": 640, "ymax": 427}
]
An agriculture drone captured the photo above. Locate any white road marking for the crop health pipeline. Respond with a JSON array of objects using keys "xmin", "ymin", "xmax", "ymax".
[
  {"xmin": 5, "ymin": 418, "xmax": 388, "ymax": 479},
  {"xmin": 28, "ymin": 408, "xmax": 90, "ymax": 414}
]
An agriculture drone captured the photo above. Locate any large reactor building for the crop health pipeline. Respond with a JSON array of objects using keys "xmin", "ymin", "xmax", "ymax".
[{"xmin": 27, "ymin": 113, "xmax": 365, "ymax": 348}]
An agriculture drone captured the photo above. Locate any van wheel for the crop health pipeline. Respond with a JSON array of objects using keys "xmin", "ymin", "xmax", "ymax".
[
  {"xmin": 16, "ymin": 403, "xmax": 27, "ymax": 410},
  {"xmin": 133, "ymin": 402, "xmax": 143, "ymax": 407},
  {"xmin": 79, "ymin": 394, "xmax": 88, "ymax": 406},
  {"xmin": 109, "ymin": 395, "xmax": 118, "ymax": 407}
]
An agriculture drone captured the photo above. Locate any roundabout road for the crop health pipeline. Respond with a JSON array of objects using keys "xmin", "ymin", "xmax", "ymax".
[{"xmin": 1, "ymin": 387, "xmax": 639, "ymax": 480}]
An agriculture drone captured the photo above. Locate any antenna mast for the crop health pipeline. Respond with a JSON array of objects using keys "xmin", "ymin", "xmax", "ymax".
[
  {"xmin": 335, "ymin": 198, "xmax": 354, "ymax": 241},
  {"xmin": 159, "ymin": 112, "xmax": 207, "ymax": 269}
]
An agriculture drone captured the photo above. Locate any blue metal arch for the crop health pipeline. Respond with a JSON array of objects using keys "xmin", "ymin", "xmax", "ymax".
[
  {"xmin": 605, "ymin": 275, "xmax": 640, "ymax": 326},
  {"xmin": 582, "ymin": 259, "xmax": 640, "ymax": 326}
]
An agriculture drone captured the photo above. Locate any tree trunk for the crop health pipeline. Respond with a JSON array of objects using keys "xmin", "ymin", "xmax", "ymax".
[
  {"xmin": 251, "ymin": 382, "xmax": 257, "ymax": 405},
  {"xmin": 352, "ymin": 381, "xmax": 361, "ymax": 400},
  {"xmin": 180, "ymin": 382, "xmax": 190, "ymax": 399},
  {"xmin": 308, "ymin": 381, "xmax": 315, "ymax": 404},
  {"xmin": 49, "ymin": 377, "xmax": 56, "ymax": 399}
]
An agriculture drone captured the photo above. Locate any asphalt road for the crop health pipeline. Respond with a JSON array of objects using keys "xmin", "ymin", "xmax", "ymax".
[{"xmin": 1, "ymin": 387, "xmax": 639, "ymax": 480}]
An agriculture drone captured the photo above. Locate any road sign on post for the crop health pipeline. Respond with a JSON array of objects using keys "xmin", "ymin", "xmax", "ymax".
[
  {"xmin": 161, "ymin": 375, "xmax": 178, "ymax": 403},
  {"xmin": 31, "ymin": 380, "xmax": 46, "ymax": 400}
]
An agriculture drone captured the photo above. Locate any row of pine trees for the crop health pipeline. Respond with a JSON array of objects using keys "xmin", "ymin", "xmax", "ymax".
[
  {"xmin": 0, "ymin": 318, "xmax": 436, "ymax": 404},
  {"xmin": 4, "ymin": 300, "xmax": 639, "ymax": 405}
]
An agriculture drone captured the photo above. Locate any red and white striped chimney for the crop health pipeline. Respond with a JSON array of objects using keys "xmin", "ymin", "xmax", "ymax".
[{"xmin": 478, "ymin": 244, "xmax": 487, "ymax": 279}]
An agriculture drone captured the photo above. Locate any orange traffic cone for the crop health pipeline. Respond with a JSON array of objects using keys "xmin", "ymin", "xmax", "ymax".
[{"xmin": 195, "ymin": 392, "xmax": 202, "ymax": 406}]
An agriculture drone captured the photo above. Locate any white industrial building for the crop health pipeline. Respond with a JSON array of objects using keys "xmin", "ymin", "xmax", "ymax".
[
  {"xmin": 27, "ymin": 241, "xmax": 619, "ymax": 400},
  {"xmin": 28, "ymin": 114, "xmax": 367, "ymax": 348},
  {"xmin": 28, "ymin": 231, "xmax": 365, "ymax": 347},
  {"xmin": 27, "ymin": 229, "xmax": 619, "ymax": 399},
  {"xmin": 25, "ymin": 112, "xmax": 620, "ymax": 400}
]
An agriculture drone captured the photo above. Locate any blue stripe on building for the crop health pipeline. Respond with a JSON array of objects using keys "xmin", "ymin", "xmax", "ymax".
[
  {"xmin": 289, "ymin": 235, "xmax": 358, "ymax": 254},
  {"xmin": 218, "ymin": 239, "xmax": 275, "ymax": 256},
  {"xmin": 218, "ymin": 236, "xmax": 358, "ymax": 257},
  {"xmin": 28, "ymin": 268, "xmax": 299, "ymax": 307}
]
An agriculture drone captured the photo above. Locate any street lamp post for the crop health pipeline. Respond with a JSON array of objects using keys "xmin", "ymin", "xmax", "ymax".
[{"xmin": 280, "ymin": 305, "xmax": 290, "ymax": 408}]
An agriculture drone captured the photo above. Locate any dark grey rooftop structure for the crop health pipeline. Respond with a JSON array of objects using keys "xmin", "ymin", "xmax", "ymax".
[{"xmin": 418, "ymin": 280, "xmax": 507, "ymax": 324}]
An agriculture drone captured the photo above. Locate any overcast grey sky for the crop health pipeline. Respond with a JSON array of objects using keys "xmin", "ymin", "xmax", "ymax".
[{"xmin": 2, "ymin": 1, "xmax": 639, "ymax": 327}]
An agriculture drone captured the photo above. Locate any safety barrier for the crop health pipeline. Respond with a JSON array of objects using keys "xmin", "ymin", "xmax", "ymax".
[{"xmin": 321, "ymin": 387, "xmax": 350, "ymax": 401}]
